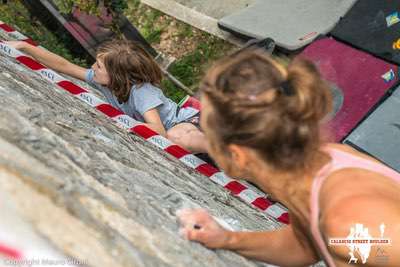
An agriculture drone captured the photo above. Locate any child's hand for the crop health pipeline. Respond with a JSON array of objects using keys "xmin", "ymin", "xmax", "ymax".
[
  {"xmin": 176, "ymin": 208, "xmax": 232, "ymax": 249},
  {"xmin": 3, "ymin": 41, "xmax": 27, "ymax": 50}
]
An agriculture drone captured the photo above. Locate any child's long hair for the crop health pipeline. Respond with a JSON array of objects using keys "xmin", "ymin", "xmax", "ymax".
[{"xmin": 96, "ymin": 39, "xmax": 163, "ymax": 103}]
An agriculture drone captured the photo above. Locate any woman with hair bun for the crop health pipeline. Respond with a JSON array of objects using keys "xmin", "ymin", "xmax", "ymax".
[{"xmin": 178, "ymin": 50, "xmax": 400, "ymax": 267}]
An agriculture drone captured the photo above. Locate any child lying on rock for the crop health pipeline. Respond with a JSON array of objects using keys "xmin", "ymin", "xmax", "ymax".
[{"xmin": 7, "ymin": 39, "xmax": 208, "ymax": 153}]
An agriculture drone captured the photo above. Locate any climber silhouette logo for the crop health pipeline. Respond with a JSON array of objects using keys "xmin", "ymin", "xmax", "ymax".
[{"xmin": 328, "ymin": 223, "xmax": 391, "ymax": 264}]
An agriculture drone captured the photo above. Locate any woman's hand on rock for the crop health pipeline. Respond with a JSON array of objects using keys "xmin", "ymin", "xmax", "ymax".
[{"xmin": 176, "ymin": 208, "xmax": 233, "ymax": 249}]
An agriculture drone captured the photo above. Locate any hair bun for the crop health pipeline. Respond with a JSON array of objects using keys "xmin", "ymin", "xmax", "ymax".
[
  {"xmin": 279, "ymin": 80, "xmax": 295, "ymax": 96},
  {"xmin": 286, "ymin": 58, "xmax": 332, "ymax": 122},
  {"xmin": 201, "ymin": 50, "xmax": 332, "ymax": 171}
]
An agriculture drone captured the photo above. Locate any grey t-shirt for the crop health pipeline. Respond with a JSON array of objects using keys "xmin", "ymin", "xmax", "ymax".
[{"xmin": 85, "ymin": 69, "xmax": 198, "ymax": 130}]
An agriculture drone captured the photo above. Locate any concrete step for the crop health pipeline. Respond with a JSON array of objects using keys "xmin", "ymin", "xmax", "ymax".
[{"xmin": 141, "ymin": 0, "xmax": 246, "ymax": 46}]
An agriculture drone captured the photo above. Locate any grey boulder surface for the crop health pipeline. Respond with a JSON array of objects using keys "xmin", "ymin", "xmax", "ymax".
[{"xmin": 0, "ymin": 34, "xmax": 282, "ymax": 266}]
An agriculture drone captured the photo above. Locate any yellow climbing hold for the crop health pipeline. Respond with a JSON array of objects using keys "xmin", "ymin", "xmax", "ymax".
[{"xmin": 393, "ymin": 39, "xmax": 400, "ymax": 50}]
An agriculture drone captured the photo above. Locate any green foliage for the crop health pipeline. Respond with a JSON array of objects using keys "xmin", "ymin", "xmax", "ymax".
[
  {"xmin": 22, "ymin": 0, "xmax": 130, "ymax": 33},
  {"xmin": 177, "ymin": 23, "xmax": 194, "ymax": 38},
  {"xmin": 1, "ymin": 0, "xmax": 235, "ymax": 100},
  {"xmin": 124, "ymin": 3, "xmax": 167, "ymax": 45},
  {"xmin": 53, "ymin": 0, "xmax": 128, "ymax": 15},
  {"xmin": 168, "ymin": 35, "xmax": 233, "ymax": 90},
  {"xmin": 52, "ymin": 0, "xmax": 129, "ymax": 35},
  {"xmin": 109, "ymin": 0, "xmax": 129, "ymax": 13},
  {"xmin": 0, "ymin": 0, "xmax": 88, "ymax": 67},
  {"xmin": 162, "ymin": 79, "xmax": 186, "ymax": 103},
  {"xmin": 126, "ymin": 0, "xmax": 234, "ymax": 97}
]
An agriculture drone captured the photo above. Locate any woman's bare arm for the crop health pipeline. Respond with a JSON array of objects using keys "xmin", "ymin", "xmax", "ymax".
[
  {"xmin": 225, "ymin": 225, "xmax": 319, "ymax": 266},
  {"xmin": 178, "ymin": 209, "xmax": 319, "ymax": 267}
]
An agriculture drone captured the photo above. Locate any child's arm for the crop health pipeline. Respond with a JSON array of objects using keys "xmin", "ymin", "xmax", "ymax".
[
  {"xmin": 5, "ymin": 41, "xmax": 87, "ymax": 81},
  {"xmin": 142, "ymin": 109, "xmax": 167, "ymax": 137}
]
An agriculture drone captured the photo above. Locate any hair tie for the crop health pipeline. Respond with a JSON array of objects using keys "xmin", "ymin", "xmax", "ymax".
[{"xmin": 279, "ymin": 80, "xmax": 294, "ymax": 96}]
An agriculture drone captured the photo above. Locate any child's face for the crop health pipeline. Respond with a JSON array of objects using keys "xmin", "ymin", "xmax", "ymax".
[{"xmin": 91, "ymin": 57, "xmax": 110, "ymax": 86}]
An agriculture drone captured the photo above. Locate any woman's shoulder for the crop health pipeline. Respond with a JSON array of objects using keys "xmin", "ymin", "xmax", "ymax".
[
  {"xmin": 320, "ymin": 169, "xmax": 400, "ymax": 215},
  {"xmin": 318, "ymin": 143, "xmax": 400, "ymax": 224},
  {"xmin": 318, "ymin": 153, "xmax": 400, "ymax": 206},
  {"xmin": 318, "ymin": 145, "xmax": 400, "ymax": 240},
  {"xmin": 324, "ymin": 143, "xmax": 381, "ymax": 163},
  {"xmin": 318, "ymin": 160, "xmax": 400, "ymax": 248},
  {"xmin": 321, "ymin": 143, "xmax": 399, "ymax": 195}
]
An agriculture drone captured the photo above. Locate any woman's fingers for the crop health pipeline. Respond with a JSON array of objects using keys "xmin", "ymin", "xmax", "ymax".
[
  {"xmin": 176, "ymin": 208, "xmax": 231, "ymax": 249},
  {"xmin": 186, "ymin": 227, "xmax": 207, "ymax": 241},
  {"xmin": 176, "ymin": 208, "xmax": 210, "ymax": 229}
]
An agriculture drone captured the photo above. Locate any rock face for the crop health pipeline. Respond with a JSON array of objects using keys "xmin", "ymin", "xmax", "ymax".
[{"xmin": 0, "ymin": 36, "xmax": 282, "ymax": 266}]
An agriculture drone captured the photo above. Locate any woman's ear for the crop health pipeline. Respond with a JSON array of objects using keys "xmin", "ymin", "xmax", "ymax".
[{"xmin": 227, "ymin": 144, "xmax": 250, "ymax": 170}]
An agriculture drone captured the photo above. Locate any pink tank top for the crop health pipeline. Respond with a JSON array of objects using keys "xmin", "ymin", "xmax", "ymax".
[{"xmin": 310, "ymin": 147, "xmax": 400, "ymax": 267}]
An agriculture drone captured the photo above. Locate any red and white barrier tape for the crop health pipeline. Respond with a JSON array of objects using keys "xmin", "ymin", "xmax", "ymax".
[
  {"xmin": 0, "ymin": 21, "xmax": 289, "ymax": 224},
  {"xmin": 0, "ymin": 22, "xmax": 37, "ymax": 46}
]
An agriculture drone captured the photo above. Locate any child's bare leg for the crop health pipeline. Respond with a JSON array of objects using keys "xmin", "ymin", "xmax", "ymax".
[{"xmin": 167, "ymin": 123, "xmax": 208, "ymax": 153}]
